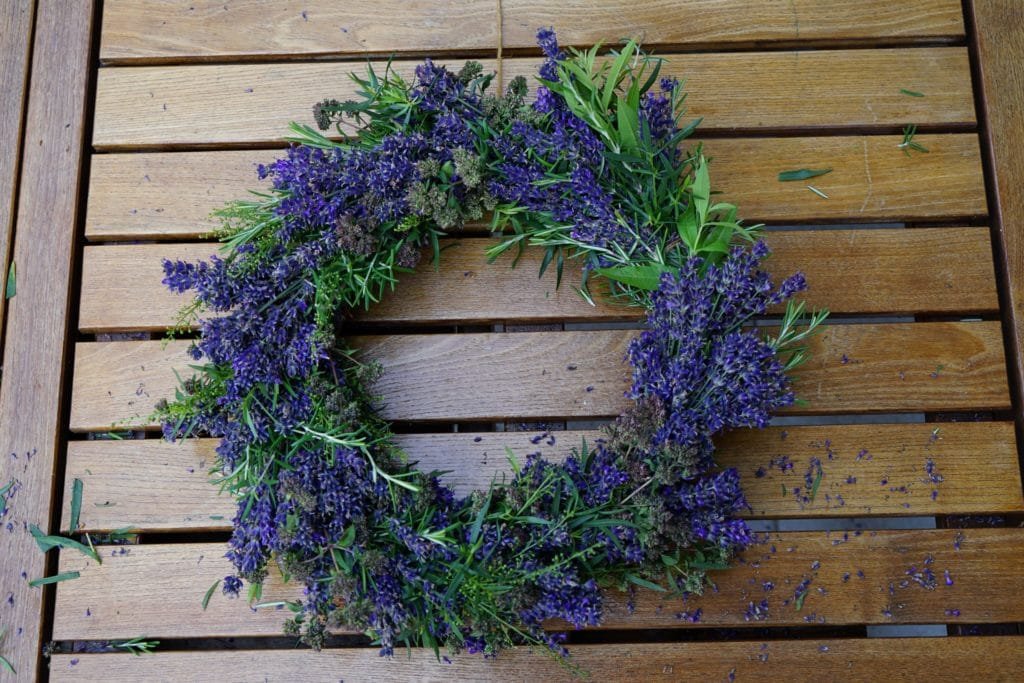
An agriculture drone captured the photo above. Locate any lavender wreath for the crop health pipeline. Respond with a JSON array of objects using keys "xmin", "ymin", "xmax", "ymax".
[{"xmin": 158, "ymin": 29, "xmax": 825, "ymax": 665}]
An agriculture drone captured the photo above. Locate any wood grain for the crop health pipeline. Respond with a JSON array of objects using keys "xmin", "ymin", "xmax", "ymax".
[
  {"xmin": 100, "ymin": 0, "xmax": 497, "ymax": 64},
  {"xmin": 68, "ymin": 323, "xmax": 1009, "ymax": 431},
  {"xmin": 77, "ymin": 229, "xmax": 999, "ymax": 333},
  {"xmin": 51, "ymin": 528, "xmax": 1024, "ymax": 639},
  {"xmin": 503, "ymin": 1, "xmax": 966, "ymax": 49},
  {"xmin": 60, "ymin": 422, "xmax": 1023, "ymax": 533},
  {"xmin": 92, "ymin": 49, "xmax": 975, "ymax": 149},
  {"xmin": 971, "ymin": 1, "xmax": 1024, "ymax": 431},
  {"xmin": 83, "ymin": 135, "xmax": 988, "ymax": 242},
  {"xmin": 0, "ymin": 2, "xmax": 94, "ymax": 680},
  {"xmin": 0, "ymin": 1, "xmax": 34, "ymax": 340},
  {"xmin": 98, "ymin": 0, "xmax": 965, "ymax": 63},
  {"xmin": 48, "ymin": 637, "xmax": 1024, "ymax": 683}
]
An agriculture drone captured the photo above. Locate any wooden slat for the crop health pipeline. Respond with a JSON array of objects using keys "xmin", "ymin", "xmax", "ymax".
[
  {"xmin": 0, "ymin": 1, "xmax": 34, "ymax": 339},
  {"xmin": 51, "ymin": 528, "xmax": 1024, "ymax": 639},
  {"xmin": 92, "ymin": 48, "xmax": 975, "ymax": 149},
  {"xmin": 83, "ymin": 135, "xmax": 988, "ymax": 242},
  {"xmin": 0, "ymin": 2, "xmax": 94, "ymax": 680},
  {"xmin": 100, "ymin": 0, "xmax": 497, "ymax": 64},
  {"xmin": 61, "ymin": 422, "xmax": 1024, "ymax": 533},
  {"xmin": 78, "ymin": 228, "xmax": 998, "ymax": 333},
  {"xmin": 99, "ymin": 0, "xmax": 966, "ymax": 64},
  {"xmin": 68, "ymin": 322, "xmax": 1010, "ymax": 431},
  {"xmin": 48, "ymin": 637, "xmax": 1024, "ymax": 683},
  {"xmin": 502, "ymin": 1, "xmax": 967, "ymax": 49},
  {"xmin": 972, "ymin": 0, "xmax": 1024, "ymax": 435}
]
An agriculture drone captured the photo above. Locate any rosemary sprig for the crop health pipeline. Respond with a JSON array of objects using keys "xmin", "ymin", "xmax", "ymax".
[
  {"xmin": 898, "ymin": 124, "xmax": 929, "ymax": 156},
  {"xmin": 114, "ymin": 636, "xmax": 160, "ymax": 656}
]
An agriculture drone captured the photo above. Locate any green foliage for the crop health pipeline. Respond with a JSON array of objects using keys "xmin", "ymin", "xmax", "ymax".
[
  {"xmin": 113, "ymin": 636, "xmax": 160, "ymax": 656},
  {"xmin": 489, "ymin": 41, "xmax": 761, "ymax": 308}
]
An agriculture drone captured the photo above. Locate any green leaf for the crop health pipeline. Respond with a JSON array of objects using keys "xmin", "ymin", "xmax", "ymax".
[
  {"xmin": 504, "ymin": 446, "xmax": 521, "ymax": 476},
  {"xmin": 900, "ymin": 88, "xmax": 925, "ymax": 97},
  {"xmin": 616, "ymin": 94, "xmax": 640, "ymax": 153},
  {"xmin": 68, "ymin": 478, "xmax": 84, "ymax": 533},
  {"xmin": 538, "ymin": 246, "xmax": 555, "ymax": 280},
  {"xmin": 809, "ymin": 470, "xmax": 823, "ymax": 503},
  {"xmin": 469, "ymin": 489, "xmax": 492, "ymax": 545},
  {"xmin": 692, "ymin": 156, "xmax": 711, "ymax": 225},
  {"xmin": 28, "ymin": 571, "xmax": 80, "ymax": 587},
  {"xmin": 517, "ymin": 515, "xmax": 553, "ymax": 526},
  {"xmin": 675, "ymin": 203, "xmax": 699, "ymax": 251},
  {"xmin": 29, "ymin": 524, "xmax": 101, "ymax": 563},
  {"xmin": 0, "ymin": 480, "xmax": 13, "ymax": 517},
  {"xmin": 201, "ymin": 579, "xmax": 220, "ymax": 611},
  {"xmin": 338, "ymin": 524, "xmax": 356, "ymax": 548},
  {"xmin": 778, "ymin": 168, "xmax": 832, "ymax": 182},
  {"xmin": 625, "ymin": 573, "xmax": 668, "ymax": 592},
  {"xmin": 0, "ymin": 627, "xmax": 13, "ymax": 675},
  {"xmin": 594, "ymin": 263, "xmax": 674, "ymax": 291},
  {"xmin": 4, "ymin": 261, "xmax": 14, "ymax": 300},
  {"xmin": 602, "ymin": 42, "xmax": 635, "ymax": 110},
  {"xmin": 794, "ymin": 589, "xmax": 808, "ymax": 611},
  {"xmin": 247, "ymin": 581, "xmax": 263, "ymax": 605}
]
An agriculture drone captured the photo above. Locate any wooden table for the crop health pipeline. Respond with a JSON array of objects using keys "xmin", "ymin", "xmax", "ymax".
[{"xmin": 2, "ymin": 1, "xmax": 1024, "ymax": 680}]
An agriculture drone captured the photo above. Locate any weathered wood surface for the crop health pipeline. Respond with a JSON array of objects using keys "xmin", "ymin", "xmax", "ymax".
[
  {"xmin": 0, "ymin": 2, "xmax": 94, "ymax": 680},
  {"xmin": 78, "ymin": 228, "xmax": 998, "ymax": 333},
  {"xmin": 68, "ymin": 322, "xmax": 1009, "ymax": 430},
  {"xmin": 39, "ymin": 0, "xmax": 1024, "ymax": 676},
  {"xmin": 61, "ymin": 422, "xmax": 1023, "ymax": 533},
  {"xmin": 99, "ymin": 0, "xmax": 966, "ymax": 63},
  {"xmin": 52, "ymin": 529, "xmax": 1024, "ymax": 639},
  {"xmin": 47, "ymin": 637, "xmax": 1024, "ymax": 683},
  {"xmin": 92, "ymin": 49, "xmax": 974, "ymax": 149},
  {"xmin": 0, "ymin": 1, "xmax": 34, "ymax": 338},
  {"xmin": 972, "ymin": 0, "xmax": 1024, "ymax": 429},
  {"xmin": 83, "ymin": 134, "xmax": 987, "ymax": 242},
  {"xmin": 100, "ymin": 0, "xmax": 497, "ymax": 64}
]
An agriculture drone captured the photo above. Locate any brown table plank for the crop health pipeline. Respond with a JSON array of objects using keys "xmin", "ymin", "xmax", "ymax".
[
  {"xmin": 0, "ymin": 2, "xmax": 94, "ymax": 679},
  {"xmin": 0, "ymin": 1, "xmax": 34, "ymax": 339},
  {"xmin": 971, "ymin": 1, "xmax": 1024, "ymax": 433},
  {"xmin": 100, "ymin": 0, "xmax": 497, "ymax": 64},
  {"xmin": 51, "ymin": 529, "xmax": 1024, "ymax": 639},
  {"xmin": 68, "ymin": 322, "xmax": 1009, "ymax": 431},
  {"xmin": 83, "ymin": 135, "xmax": 988, "ymax": 242},
  {"xmin": 99, "ymin": 0, "xmax": 965, "ymax": 64},
  {"xmin": 92, "ymin": 49, "xmax": 974, "ymax": 149},
  {"xmin": 78, "ymin": 229, "xmax": 999, "ymax": 333},
  {"xmin": 503, "ymin": 0, "xmax": 966, "ymax": 48},
  {"xmin": 61, "ymin": 422, "xmax": 1023, "ymax": 533},
  {"xmin": 47, "ymin": 637, "xmax": 1024, "ymax": 683}
]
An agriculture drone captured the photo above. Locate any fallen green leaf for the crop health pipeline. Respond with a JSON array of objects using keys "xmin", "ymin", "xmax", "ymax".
[
  {"xmin": 69, "ymin": 478, "xmax": 84, "ymax": 532},
  {"xmin": 201, "ymin": 579, "xmax": 220, "ymax": 611},
  {"xmin": 29, "ymin": 524, "xmax": 101, "ymax": 563},
  {"xmin": 28, "ymin": 571, "xmax": 81, "ymax": 587},
  {"xmin": 4, "ymin": 261, "xmax": 14, "ymax": 300},
  {"xmin": 778, "ymin": 168, "xmax": 832, "ymax": 182}
]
